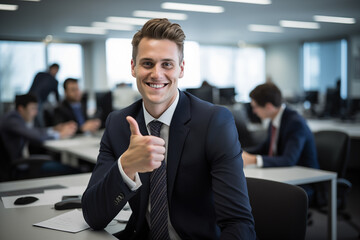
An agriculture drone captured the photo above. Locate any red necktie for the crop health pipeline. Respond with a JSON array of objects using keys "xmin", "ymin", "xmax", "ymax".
[{"xmin": 268, "ymin": 125, "xmax": 277, "ymax": 156}]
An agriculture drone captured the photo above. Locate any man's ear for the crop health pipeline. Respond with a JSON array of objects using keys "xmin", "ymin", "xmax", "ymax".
[
  {"xmin": 131, "ymin": 59, "xmax": 136, "ymax": 77},
  {"xmin": 179, "ymin": 60, "xmax": 185, "ymax": 78}
]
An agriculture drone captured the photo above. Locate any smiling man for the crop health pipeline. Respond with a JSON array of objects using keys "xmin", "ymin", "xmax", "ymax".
[{"xmin": 82, "ymin": 18, "xmax": 255, "ymax": 240}]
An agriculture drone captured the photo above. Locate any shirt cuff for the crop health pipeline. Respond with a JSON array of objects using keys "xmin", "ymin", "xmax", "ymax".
[
  {"xmin": 47, "ymin": 128, "xmax": 60, "ymax": 140},
  {"xmin": 118, "ymin": 156, "xmax": 142, "ymax": 191},
  {"xmin": 256, "ymin": 155, "xmax": 264, "ymax": 167}
]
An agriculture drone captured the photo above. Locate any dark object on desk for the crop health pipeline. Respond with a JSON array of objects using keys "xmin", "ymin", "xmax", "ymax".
[
  {"xmin": 246, "ymin": 177, "xmax": 308, "ymax": 240},
  {"xmin": 55, "ymin": 197, "xmax": 82, "ymax": 210},
  {"xmin": 219, "ymin": 87, "xmax": 236, "ymax": 105},
  {"xmin": 14, "ymin": 196, "xmax": 39, "ymax": 205},
  {"xmin": 312, "ymin": 130, "xmax": 360, "ymax": 236},
  {"xmin": 186, "ymin": 87, "xmax": 214, "ymax": 103},
  {"xmin": 95, "ymin": 91, "xmax": 113, "ymax": 129}
]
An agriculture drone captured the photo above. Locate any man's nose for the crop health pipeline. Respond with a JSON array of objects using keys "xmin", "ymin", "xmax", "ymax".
[{"xmin": 151, "ymin": 64, "xmax": 162, "ymax": 79}]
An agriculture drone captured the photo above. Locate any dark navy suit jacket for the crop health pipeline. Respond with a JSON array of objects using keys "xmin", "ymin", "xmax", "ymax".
[
  {"xmin": 0, "ymin": 111, "xmax": 53, "ymax": 162},
  {"xmin": 29, "ymin": 72, "xmax": 59, "ymax": 103},
  {"xmin": 249, "ymin": 107, "xmax": 319, "ymax": 168},
  {"xmin": 82, "ymin": 91, "xmax": 256, "ymax": 239}
]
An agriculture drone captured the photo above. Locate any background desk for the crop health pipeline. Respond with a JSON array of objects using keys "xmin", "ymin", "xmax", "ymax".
[
  {"xmin": 307, "ymin": 119, "xmax": 360, "ymax": 139},
  {"xmin": 0, "ymin": 173, "xmax": 122, "ymax": 240},
  {"xmin": 44, "ymin": 135, "xmax": 101, "ymax": 165}
]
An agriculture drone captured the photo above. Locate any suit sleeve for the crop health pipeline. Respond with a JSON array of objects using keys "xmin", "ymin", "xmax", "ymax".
[
  {"xmin": 81, "ymin": 113, "xmax": 137, "ymax": 230},
  {"xmin": 206, "ymin": 107, "xmax": 256, "ymax": 239},
  {"xmin": 6, "ymin": 116, "xmax": 52, "ymax": 144},
  {"xmin": 262, "ymin": 119, "xmax": 308, "ymax": 167}
]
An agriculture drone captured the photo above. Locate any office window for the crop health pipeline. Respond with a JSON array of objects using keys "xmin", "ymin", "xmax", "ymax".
[
  {"xmin": 0, "ymin": 41, "xmax": 45, "ymax": 102},
  {"xmin": 48, "ymin": 43, "xmax": 83, "ymax": 95},
  {"xmin": 106, "ymin": 38, "xmax": 201, "ymax": 90},
  {"xmin": 200, "ymin": 46, "xmax": 265, "ymax": 102},
  {"xmin": 0, "ymin": 41, "xmax": 83, "ymax": 104},
  {"xmin": 303, "ymin": 39, "xmax": 347, "ymax": 99}
]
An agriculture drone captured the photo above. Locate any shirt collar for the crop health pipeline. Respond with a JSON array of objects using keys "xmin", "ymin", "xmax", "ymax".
[
  {"xmin": 272, "ymin": 103, "xmax": 286, "ymax": 128},
  {"xmin": 143, "ymin": 90, "xmax": 179, "ymax": 127}
]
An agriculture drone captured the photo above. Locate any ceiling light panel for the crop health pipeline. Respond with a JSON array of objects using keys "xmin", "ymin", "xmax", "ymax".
[
  {"xmin": 133, "ymin": 10, "xmax": 188, "ymax": 20},
  {"xmin": 314, "ymin": 15, "xmax": 356, "ymax": 24},
  {"xmin": 219, "ymin": 0, "xmax": 271, "ymax": 5},
  {"xmin": 280, "ymin": 20, "xmax": 320, "ymax": 29},
  {"xmin": 92, "ymin": 22, "xmax": 134, "ymax": 31},
  {"xmin": 248, "ymin": 24, "xmax": 283, "ymax": 33},
  {"xmin": 0, "ymin": 4, "xmax": 18, "ymax": 11},
  {"xmin": 161, "ymin": 2, "xmax": 224, "ymax": 13},
  {"xmin": 107, "ymin": 17, "xmax": 150, "ymax": 25},
  {"xmin": 65, "ymin": 26, "xmax": 107, "ymax": 35}
]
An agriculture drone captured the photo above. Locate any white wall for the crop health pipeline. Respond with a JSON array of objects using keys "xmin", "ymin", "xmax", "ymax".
[{"xmin": 264, "ymin": 42, "xmax": 302, "ymax": 99}]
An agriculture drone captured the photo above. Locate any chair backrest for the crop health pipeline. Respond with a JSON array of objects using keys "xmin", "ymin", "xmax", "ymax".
[
  {"xmin": 314, "ymin": 130, "xmax": 350, "ymax": 178},
  {"xmin": 246, "ymin": 177, "xmax": 308, "ymax": 240}
]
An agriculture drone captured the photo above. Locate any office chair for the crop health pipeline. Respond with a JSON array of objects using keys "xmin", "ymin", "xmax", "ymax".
[
  {"xmin": 0, "ymin": 137, "xmax": 78, "ymax": 182},
  {"xmin": 312, "ymin": 130, "xmax": 360, "ymax": 236},
  {"xmin": 246, "ymin": 177, "xmax": 308, "ymax": 240}
]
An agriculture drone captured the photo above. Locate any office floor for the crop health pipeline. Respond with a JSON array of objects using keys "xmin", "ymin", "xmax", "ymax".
[{"xmin": 305, "ymin": 169, "xmax": 360, "ymax": 240}]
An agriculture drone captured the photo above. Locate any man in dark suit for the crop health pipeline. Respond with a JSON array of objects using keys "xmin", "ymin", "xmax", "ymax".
[
  {"xmin": 82, "ymin": 18, "xmax": 255, "ymax": 239},
  {"xmin": 29, "ymin": 63, "xmax": 60, "ymax": 127},
  {"xmin": 54, "ymin": 78, "xmax": 101, "ymax": 134},
  {"xmin": 242, "ymin": 83, "xmax": 319, "ymax": 198},
  {"xmin": 0, "ymin": 94, "xmax": 77, "ymax": 180}
]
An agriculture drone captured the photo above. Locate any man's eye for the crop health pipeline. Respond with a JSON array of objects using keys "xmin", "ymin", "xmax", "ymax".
[
  {"xmin": 142, "ymin": 62, "xmax": 153, "ymax": 68},
  {"xmin": 162, "ymin": 62, "xmax": 173, "ymax": 68}
]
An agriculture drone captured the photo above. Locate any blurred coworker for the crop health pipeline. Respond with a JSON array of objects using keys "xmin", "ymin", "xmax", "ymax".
[
  {"xmin": 243, "ymin": 83, "xmax": 318, "ymax": 168},
  {"xmin": 242, "ymin": 83, "xmax": 319, "ymax": 197},
  {"xmin": 0, "ymin": 94, "xmax": 77, "ymax": 162},
  {"xmin": 29, "ymin": 63, "xmax": 60, "ymax": 127},
  {"xmin": 112, "ymin": 83, "xmax": 141, "ymax": 110},
  {"xmin": 54, "ymin": 78, "xmax": 101, "ymax": 133}
]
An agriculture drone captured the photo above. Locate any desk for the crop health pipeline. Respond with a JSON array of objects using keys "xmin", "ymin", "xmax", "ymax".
[
  {"xmin": 0, "ymin": 173, "xmax": 121, "ymax": 240},
  {"xmin": 307, "ymin": 119, "xmax": 360, "ymax": 139},
  {"xmin": 244, "ymin": 166, "xmax": 337, "ymax": 240},
  {"xmin": 44, "ymin": 135, "xmax": 101, "ymax": 165}
]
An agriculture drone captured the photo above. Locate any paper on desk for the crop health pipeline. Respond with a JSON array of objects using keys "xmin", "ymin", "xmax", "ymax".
[
  {"xmin": 1, "ymin": 186, "xmax": 86, "ymax": 208},
  {"xmin": 114, "ymin": 209, "xmax": 132, "ymax": 222},
  {"xmin": 33, "ymin": 209, "xmax": 89, "ymax": 233}
]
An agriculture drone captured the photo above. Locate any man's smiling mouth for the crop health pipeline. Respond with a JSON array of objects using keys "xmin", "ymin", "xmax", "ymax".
[{"xmin": 146, "ymin": 83, "xmax": 168, "ymax": 89}]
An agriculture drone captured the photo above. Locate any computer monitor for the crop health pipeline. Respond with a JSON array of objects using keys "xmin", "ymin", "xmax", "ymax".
[
  {"xmin": 186, "ymin": 88, "xmax": 214, "ymax": 103},
  {"xmin": 219, "ymin": 88, "xmax": 236, "ymax": 105},
  {"xmin": 304, "ymin": 90, "xmax": 319, "ymax": 105},
  {"xmin": 95, "ymin": 91, "xmax": 113, "ymax": 128}
]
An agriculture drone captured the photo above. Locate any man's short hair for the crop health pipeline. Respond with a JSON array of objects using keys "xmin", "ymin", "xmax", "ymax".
[
  {"xmin": 131, "ymin": 18, "xmax": 186, "ymax": 64},
  {"xmin": 249, "ymin": 83, "xmax": 282, "ymax": 107},
  {"xmin": 15, "ymin": 94, "xmax": 38, "ymax": 109},
  {"xmin": 63, "ymin": 78, "xmax": 78, "ymax": 90},
  {"xmin": 49, "ymin": 63, "xmax": 59, "ymax": 70}
]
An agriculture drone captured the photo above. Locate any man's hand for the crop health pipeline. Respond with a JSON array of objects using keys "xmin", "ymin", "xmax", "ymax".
[
  {"xmin": 242, "ymin": 151, "xmax": 257, "ymax": 166},
  {"xmin": 121, "ymin": 116, "xmax": 166, "ymax": 180},
  {"xmin": 55, "ymin": 121, "xmax": 77, "ymax": 139},
  {"xmin": 81, "ymin": 119, "xmax": 101, "ymax": 132}
]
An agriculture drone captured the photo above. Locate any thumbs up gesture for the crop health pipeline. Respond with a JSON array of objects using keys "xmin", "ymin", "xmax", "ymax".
[{"xmin": 121, "ymin": 116, "xmax": 166, "ymax": 180}]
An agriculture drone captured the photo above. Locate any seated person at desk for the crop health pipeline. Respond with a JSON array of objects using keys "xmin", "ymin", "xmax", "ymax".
[
  {"xmin": 242, "ymin": 83, "xmax": 319, "ymax": 196},
  {"xmin": 242, "ymin": 83, "xmax": 319, "ymax": 168},
  {"xmin": 82, "ymin": 18, "xmax": 255, "ymax": 239},
  {"xmin": 54, "ymin": 78, "xmax": 101, "ymax": 134},
  {"xmin": 0, "ymin": 94, "xmax": 77, "ymax": 174}
]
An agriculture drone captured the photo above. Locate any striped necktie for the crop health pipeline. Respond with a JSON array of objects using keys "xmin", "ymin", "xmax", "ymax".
[{"xmin": 148, "ymin": 120, "xmax": 170, "ymax": 240}]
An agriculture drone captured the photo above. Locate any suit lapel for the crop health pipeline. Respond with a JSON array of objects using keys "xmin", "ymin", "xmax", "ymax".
[{"xmin": 167, "ymin": 91, "xmax": 191, "ymax": 204}]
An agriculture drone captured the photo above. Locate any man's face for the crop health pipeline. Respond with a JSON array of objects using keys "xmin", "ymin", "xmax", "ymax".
[
  {"xmin": 19, "ymin": 102, "xmax": 38, "ymax": 122},
  {"xmin": 250, "ymin": 99, "xmax": 269, "ymax": 119},
  {"xmin": 131, "ymin": 38, "xmax": 184, "ymax": 112},
  {"xmin": 65, "ymin": 82, "xmax": 82, "ymax": 103},
  {"xmin": 49, "ymin": 67, "xmax": 59, "ymax": 77}
]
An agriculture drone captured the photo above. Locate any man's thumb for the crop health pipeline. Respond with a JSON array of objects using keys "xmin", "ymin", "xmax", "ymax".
[{"xmin": 127, "ymin": 116, "xmax": 142, "ymax": 136}]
